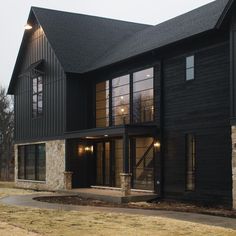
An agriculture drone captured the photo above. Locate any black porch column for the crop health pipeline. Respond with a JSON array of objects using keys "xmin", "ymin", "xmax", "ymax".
[{"xmin": 123, "ymin": 131, "xmax": 129, "ymax": 173}]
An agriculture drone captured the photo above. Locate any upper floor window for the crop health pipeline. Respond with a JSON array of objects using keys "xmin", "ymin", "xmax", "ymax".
[
  {"xmin": 186, "ymin": 55, "xmax": 194, "ymax": 81},
  {"xmin": 95, "ymin": 67, "xmax": 154, "ymax": 128},
  {"xmin": 32, "ymin": 76, "xmax": 43, "ymax": 118},
  {"xmin": 112, "ymin": 75, "xmax": 130, "ymax": 125},
  {"xmin": 133, "ymin": 68, "xmax": 154, "ymax": 123},
  {"xmin": 96, "ymin": 80, "xmax": 109, "ymax": 127}
]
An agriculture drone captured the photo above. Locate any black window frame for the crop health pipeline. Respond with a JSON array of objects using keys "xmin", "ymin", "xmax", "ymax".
[
  {"xmin": 95, "ymin": 66, "xmax": 155, "ymax": 128},
  {"xmin": 17, "ymin": 143, "xmax": 46, "ymax": 181},
  {"xmin": 185, "ymin": 55, "xmax": 195, "ymax": 81},
  {"xmin": 185, "ymin": 134, "xmax": 196, "ymax": 192},
  {"xmin": 32, "ymin": 76, "xmax": 43, "ymax": 118}
]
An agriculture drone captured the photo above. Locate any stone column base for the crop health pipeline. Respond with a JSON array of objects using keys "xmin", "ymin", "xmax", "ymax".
[
  {"xmin": 64, "ymin": 171, "xmax": 73, "ymax": 190},
  {"xmin": 120, "ymin": 173, "xmax": 132, "ymax": 197}
]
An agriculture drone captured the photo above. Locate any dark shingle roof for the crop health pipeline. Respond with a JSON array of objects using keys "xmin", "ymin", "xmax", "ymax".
[
  {"xmin": 8, "ymin": 0, "xmax": 233, "ymax": 94},
  {"xmin": 88, "ymin": 0, "xmax": 231, "ymax": 72},
  {"xmin": 32, "ymin": 7, "xmax": 151, "ymax": 74},
  {"xmin": 32, "ymin": 0, "xmax": 231, "ymax": 74}
]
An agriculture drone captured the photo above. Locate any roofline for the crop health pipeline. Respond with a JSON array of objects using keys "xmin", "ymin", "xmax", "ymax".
[{"xmin": 215, "ymin": 0, "xmax": 235, "ymax": 28}]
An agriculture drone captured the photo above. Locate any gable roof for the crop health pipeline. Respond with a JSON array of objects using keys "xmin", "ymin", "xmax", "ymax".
[
  {"xmin": 8, "ymin": 0, "xmax": 234, "ymax": 94},
  {"xmin": 32, "ymin": 7, "xmax": 151, "ymax": 74},
  {"xmin": 88, "ymin": 0, "xmax": 232, "ymax": 72}
]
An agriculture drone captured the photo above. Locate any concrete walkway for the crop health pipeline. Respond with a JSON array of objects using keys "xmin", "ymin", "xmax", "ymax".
[{"xmin": 1, "ymin": 193, "xmax": 236, "ymax": 230}]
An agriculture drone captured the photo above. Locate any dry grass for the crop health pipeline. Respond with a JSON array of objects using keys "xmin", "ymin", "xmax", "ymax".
[
  {"xmin": 0, "ymin": 185, "xmax": 236, "ymax": 236},
  {"xmin": 0, "ymin": 204, "xmax": 236, "ymax": 236}
]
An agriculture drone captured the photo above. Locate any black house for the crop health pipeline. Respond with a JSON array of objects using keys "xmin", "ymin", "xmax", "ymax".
[{"xmin": 8, "ymin": 0, "xmax": 236, "ymax": 208}]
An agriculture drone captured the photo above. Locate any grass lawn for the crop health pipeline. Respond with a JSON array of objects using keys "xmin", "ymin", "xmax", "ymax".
[{"xmin": 0, "ymin": 183, "xmax": 236, "ymax": 236}]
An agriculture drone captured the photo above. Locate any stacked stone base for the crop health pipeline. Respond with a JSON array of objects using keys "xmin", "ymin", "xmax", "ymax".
[{"xmin": 14, "ymin": 139, "xmax": 66, "ymax": 191}]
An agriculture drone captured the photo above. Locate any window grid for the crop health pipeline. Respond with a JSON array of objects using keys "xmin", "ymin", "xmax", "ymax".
[
  {"xmin": 186, "ymin": 134, "xmax": 196, "ymax": 191},
  {"xmin": 32, "ymin": 76, "xmax": 43, "ymax": 118},
  {"xmin": 186, "ymin": 55, "xmax": 195, "ymax": 81}
]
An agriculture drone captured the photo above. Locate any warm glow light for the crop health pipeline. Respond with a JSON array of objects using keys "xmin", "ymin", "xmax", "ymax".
[
  {"xmin": 104, "ymin": 135, "xmax": 108, "ymax": 137},
  {"xmin": 154, "ymin": 141, "xmax": 161, "ymax": 149},
  {"xmin": 24, "ymin": 24, "xmax": 32, "ymax": 30},
  {"xmin": 121, "ymin": 108, "xmax": 125, "ymax": 113},
  {"xmin": 121, "ymin": 96, "xmax": 124, "ymax": 100},
  {"xmin": 85, "ymin": 146, "xmax": 90, "ymax": 151}
]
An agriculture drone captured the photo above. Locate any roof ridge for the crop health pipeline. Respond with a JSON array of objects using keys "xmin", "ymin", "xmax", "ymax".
[{"xmin": 31, "ymin": 6, "xmax": 153, "ymax": 27}]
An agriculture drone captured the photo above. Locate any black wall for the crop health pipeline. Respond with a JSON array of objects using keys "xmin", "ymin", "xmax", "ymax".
[
  {"xmin": 14, "ymin": 24, "xmax": 66, "ymax": 142},
  {"xmin": 162, "ymin": 37, "xmax": 232, "ymax": 205}
]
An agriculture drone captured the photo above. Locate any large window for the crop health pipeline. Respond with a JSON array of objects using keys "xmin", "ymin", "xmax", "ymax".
[
  {"xmin": 96, "ymin": 81, "xmax": 109, "ymax": 127},
  {"xmin": 112, "ymin": 75, "xmax": 130, "ymax": 125},
  {"xmin": 32, "ymin": 76, "xmax": 43, "ymax": 118},
  {"xmin": 18, "ymin": 144, "xmax": 46, "ymax": 181},
  {"xmin": 133, "ymin": 68, "xmax": 154, "ymax": 123},
  {"xmin": 186, "ymin": 134, "xmax": 196, "ymax": 191},
  {"xmin": 95, "ymin": 67, "xmax": 154, "ymax": 127}
]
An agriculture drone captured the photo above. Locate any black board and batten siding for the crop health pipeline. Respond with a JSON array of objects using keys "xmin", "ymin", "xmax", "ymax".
[
  {"xmin": 162, "ymin": 39, "xmax": 232, "ymax": 204},
  {"xmin": 14, "ymin": 25, "xmax": 66, "ymax": 142}
]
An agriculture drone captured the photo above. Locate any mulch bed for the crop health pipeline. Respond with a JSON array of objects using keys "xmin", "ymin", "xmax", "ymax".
[{"xmin": 34, "ymin": 195, "xmax": 236, "ymax": 218}]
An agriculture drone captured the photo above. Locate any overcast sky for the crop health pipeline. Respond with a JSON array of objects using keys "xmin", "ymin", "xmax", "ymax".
[{"xmin": 0, "ymin": 0, "xmax": 214, "ymax": 89}]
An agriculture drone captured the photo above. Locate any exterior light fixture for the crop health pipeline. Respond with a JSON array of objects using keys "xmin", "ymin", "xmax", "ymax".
[
  {"xmin": 154, "ymin": 141, "xmax": 161, "ymax": 150},
  {"xmin": 85, "ymin": 146, "xmax": 94, "ymax": 153},
  {"xmin": 104, "ymin": 135, "xmax": 108, "ymax": 137},
  {"xmin": 121, "ymin": 108, "xmax": 125, "ymax": 113},
  {"xmin": 121, "ymin": 96, "xmax": 124, "ymax": 100},
  {"xmin": 24, "ymin": 24, "xmax": 32, "ymax": 30}
]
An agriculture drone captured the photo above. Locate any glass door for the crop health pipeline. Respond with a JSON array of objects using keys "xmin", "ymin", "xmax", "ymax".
[{"xmin": 96, "ymin": 142, "xmax": 110, "ymax": 186}]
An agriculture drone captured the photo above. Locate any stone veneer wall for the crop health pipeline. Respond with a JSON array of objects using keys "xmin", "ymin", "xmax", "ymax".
[
  {"xmin": 231, "ymin": 126, "xmax": 236, "ymax": 209},
  {"xmin": 15, "ymin": 139, "xmax": 65, "ymax": 191}
]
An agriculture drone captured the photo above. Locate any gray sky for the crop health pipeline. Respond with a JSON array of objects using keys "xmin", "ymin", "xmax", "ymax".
[{"xmin": 0, "ymin": 0, "xmax": 214, "ymax": 89}]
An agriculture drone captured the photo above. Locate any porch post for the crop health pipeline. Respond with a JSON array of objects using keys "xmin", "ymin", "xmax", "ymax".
[{"xmin": 120, "ymin": 131, "xmax": 132, "ymax": 196}]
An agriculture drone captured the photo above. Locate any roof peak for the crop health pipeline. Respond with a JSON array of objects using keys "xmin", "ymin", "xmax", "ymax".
[{"xmin": 31, "ymin": 6, "xmax": 153, "ymax": 27}]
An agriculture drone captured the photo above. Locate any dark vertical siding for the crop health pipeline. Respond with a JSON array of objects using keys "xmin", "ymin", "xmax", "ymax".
[
  {"xmin": 14, "ymin": 24, "xmax": 66, "ymax": 142},
  {"xmin": 162, "ymin": 41, "xmax": 232, "ymax": 204}
]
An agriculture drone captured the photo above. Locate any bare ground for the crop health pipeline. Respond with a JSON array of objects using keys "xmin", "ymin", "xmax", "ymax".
[{"xmin": 0, "ymin": 183, "xmax": 236, "ymax": 236}]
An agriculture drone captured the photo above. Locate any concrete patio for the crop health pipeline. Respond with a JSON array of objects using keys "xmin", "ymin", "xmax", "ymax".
[{"xmin": 58, "ymin": 187, "xmax": 158, "ymax": 203}]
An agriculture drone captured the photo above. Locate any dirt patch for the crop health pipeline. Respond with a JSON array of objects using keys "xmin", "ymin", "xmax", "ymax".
[{"xmin": 35, "ymin": 195, "xmax": 236, "ymax": 218}]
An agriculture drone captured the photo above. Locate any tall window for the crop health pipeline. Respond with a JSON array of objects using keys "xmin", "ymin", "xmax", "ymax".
[
  {"xmin": 133, "ymin": 68, "xmax": 154, "ymax": 123},
  {"xmin": 186, "ymin": 55, "xmax": 194, "ymax": 81},
  {"xmin": 112, "ymin": 75, "xmax": 130, "ymax": 125},
  {"xmin": 18, "ymin": 144, "xmax": 46, "ymax": 181},
  {"xmin": 32, "ymin": 76, "xmax": 43, "ymax": 117},
  {"xmin": 186, "ymin": 134, "xmax": 196, "ymax": 191},
  {"xmin": 95, "ymin": 67, "xmax": 154, "ymax": 128},
  {"xmin": 96, "ymin": 81, "xmax": 109, "ymax": 127}
]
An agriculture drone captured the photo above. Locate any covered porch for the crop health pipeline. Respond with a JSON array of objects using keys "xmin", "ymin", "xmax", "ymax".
[{"xmin": 64, "ymin": 124, "xmax": 162, "ymax": 198}]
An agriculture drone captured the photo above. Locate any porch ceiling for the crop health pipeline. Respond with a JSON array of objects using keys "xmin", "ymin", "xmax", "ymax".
[{"xmin": 65, "ymin": 125, "xmax": 158, "ymax": 140}]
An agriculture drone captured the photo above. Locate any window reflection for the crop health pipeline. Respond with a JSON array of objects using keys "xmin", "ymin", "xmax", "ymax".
[
  {"xmin": 133, "ymin": 68, "xmax": 154, "ymax": 123},
  {"xmin": 96, "ymin": 81, "xmax": 109, "ymax": 127},
  {"xmin": 112, "ymin": 75, "xmax": 130, "ymax": 125}
]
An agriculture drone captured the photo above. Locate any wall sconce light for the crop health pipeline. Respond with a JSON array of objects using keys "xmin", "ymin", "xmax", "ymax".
[
  {"xmin": 85, "ymin": 146, "xmax": 94, "ymax": 153},
  {"xmin": 154, "ymin": 141, "xmax": 161, "ymax": 150},
  {"xmin": 24, "ymin": 24, "xmax": 32, "ymax": 30}
]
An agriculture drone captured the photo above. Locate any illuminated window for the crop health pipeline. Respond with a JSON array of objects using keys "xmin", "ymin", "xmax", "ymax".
[
  {"xmin": 96, "ymin": 81, "xmax": 109, "ymax": 127},
  {"xmin": 133, "ymin": 68, "xmax": 154, "ymax": 123},
  {"xmin": 112, "ymin": 75, "xmax": 130, "ymax": 125}
]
